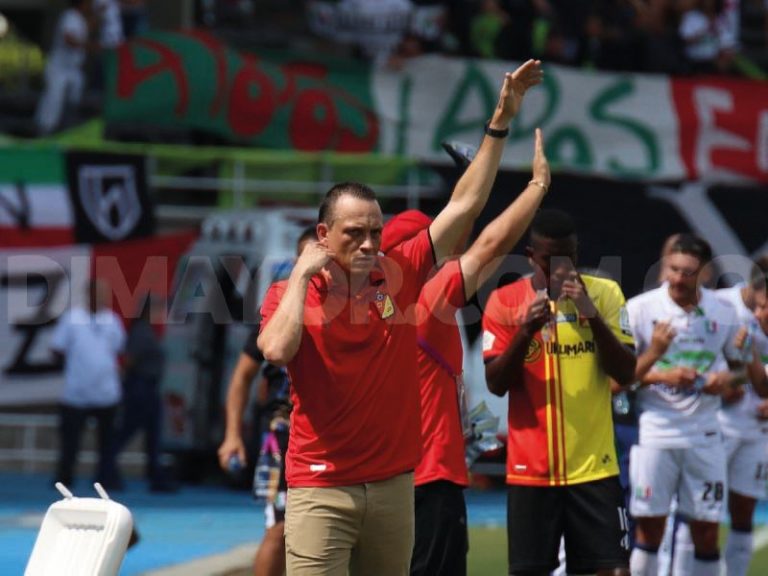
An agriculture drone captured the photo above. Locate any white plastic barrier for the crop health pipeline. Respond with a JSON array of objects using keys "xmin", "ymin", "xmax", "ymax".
[{"xmin": 25, "ymin": 483, "xmax": 134, "ymax": 576}]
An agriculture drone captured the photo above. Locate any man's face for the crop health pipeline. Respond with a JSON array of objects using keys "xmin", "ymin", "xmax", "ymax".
[
  {"xmin": 318, "ymin": 195, "xmax": 383, "ymax": 275},
  {"xmin": 527, "ymin": 234, "xmax": 578, "ymax": 298},
  {"xmin": 665, "ymin": 252, "xmax": 703, "ymax": 304},
  {"xmin": 754, "ymin": 290, "xmax": 768, "ymax": 336},
  {"xmin": 659, "ymin": 254, "xmax": 674, "ymax": 284}
]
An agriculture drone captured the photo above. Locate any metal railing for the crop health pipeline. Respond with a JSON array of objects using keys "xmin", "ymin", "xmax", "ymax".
[
  {"xmin": 147, "ymin": 155, "xmax": 446, "ymax": 225},
  {"xmin": 0, "ymin": 412, "xmax": 146, "ymax": 473}
]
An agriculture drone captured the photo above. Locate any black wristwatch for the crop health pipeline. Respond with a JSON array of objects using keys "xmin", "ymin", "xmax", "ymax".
[{"xmin": 484, "ymin": 121, "xmax": 509, "ymax": 139}]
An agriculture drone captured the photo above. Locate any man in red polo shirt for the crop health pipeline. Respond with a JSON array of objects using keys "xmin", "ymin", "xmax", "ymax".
[
  {"xmin": 381, "ymin": 128, "xmax": 551, "ymax": 576},
  {"xmin": 258, "ymin": 60, "xmax": 544, "ymax": 576}
]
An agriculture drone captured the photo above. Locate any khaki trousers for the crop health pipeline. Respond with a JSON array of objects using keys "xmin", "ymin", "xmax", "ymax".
[{"xmin": 285, "ymin": 472, "xmax": 415, "ymax": 576}]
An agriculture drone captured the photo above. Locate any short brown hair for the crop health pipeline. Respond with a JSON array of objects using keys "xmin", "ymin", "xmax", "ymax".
[
  {"xmin": 750, "ymin": 254, "xmax": 768, "ymax": 292},
  {"xmin": 318, "ymin": 182, "xmax": 377, "ymax": 226},
  {"xmin": 667, "ymin": 233, "xmax": 712, "ymax": 265}
]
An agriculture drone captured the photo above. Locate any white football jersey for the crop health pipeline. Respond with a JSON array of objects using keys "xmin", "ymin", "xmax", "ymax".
[
  {"xmin": 627, "ymin": 285, "xmax": 742, "ymax": 448},
  {"xmin": 716, "ymin": 284, "xmax": 768, "ymax": 440}
]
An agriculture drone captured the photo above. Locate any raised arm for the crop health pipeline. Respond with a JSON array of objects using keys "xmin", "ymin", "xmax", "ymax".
[
  {"xmin": 460, "ymin": 128, "xmax": 550, "ymax": 299},
  {"xmin": 429, "ymin": 60, "xmax": 543, "ymax": 262},
  {"xmin": 257, "ymin": 242, "xmax": 332, "ymax": 366}
]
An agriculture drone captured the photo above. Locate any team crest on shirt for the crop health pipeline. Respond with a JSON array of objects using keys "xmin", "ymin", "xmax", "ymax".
[
  {"xmin": 619, "ymin": 306, "xmax": 632, "ymax": 336},
  {"xmin": 704, "ymin": 319, "xmax": 718, "ymax": 333},
  {"xmin": 374, "ymin": 290, "xmax": 395, "ymax": 319},
  {"xmin": 525, "ymin": 338, "xmax": 542, "ymax": 363}
]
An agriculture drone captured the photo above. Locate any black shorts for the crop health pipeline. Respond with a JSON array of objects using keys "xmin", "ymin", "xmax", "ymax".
[
  {"xmin": 411, "ymin": 480, "xmax": 468, "ymax": 576},
  {"xmin": 506, "ymin": 476, "xmax": 629, "ymax": 575}
]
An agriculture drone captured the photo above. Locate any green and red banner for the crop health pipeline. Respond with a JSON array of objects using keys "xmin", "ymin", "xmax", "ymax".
[
  {"xmin": 105, "ymin": 31, "xmax": 768, "ymax": 184},
  {"xmin": 106, "ymin": 30, "xmax": 378, "ymax": 153}
]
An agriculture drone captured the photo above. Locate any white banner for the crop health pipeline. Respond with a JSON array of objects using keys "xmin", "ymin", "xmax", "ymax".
[
  {"xmin": 373, "ymin": 56, "xmax": 768, "ymax": 183},
  {"xmin": 0, "ymin": 245, "xmax": 91, "ymax": 405}
]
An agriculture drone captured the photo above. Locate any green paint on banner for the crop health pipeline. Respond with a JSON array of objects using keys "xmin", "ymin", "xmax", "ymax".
[
  {"xmin": 0, "ymin": 148, "xmax": 65, "ymax": 183},
  {"xmin": 105, "ymin": 32, "xmax": 379, "ymax": 153}
]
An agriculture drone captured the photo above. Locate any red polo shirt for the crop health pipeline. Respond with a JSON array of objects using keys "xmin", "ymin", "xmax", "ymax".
[
  {"xmin": 414, "ymin": 259, "xmax": 469, "ymax": 487},
  {"xmin": 260, "ymin": 229, "xmax": 435, "ymax": 487}
]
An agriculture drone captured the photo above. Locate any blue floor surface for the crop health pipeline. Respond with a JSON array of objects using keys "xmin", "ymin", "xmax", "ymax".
[
  {"xmin": 0, "ymin": 473, "xmax": 266, "ymax": 575},
  {"xmin": 2, "ymin": 472, "xmax": 767, "ymax": 575}
]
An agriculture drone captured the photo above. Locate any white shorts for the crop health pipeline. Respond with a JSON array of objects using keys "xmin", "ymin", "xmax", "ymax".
[
  {"xmin": 629, "ymin": 443, "xmax": 727, "ymax": 522},
  {"xmin": 724, "ymin": 436, "xmax": 768, "ymax": 500}
]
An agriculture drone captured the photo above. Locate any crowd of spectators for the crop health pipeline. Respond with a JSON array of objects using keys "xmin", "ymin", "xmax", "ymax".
[
  {"xmin": 5, "ymin": 0, "xmax": 765, "ymax": 136},
  {"xmin": 33, "ymin": 0, "xmax": 147, "ymax": 135},
  {"xmin": 298, "ymin": 0, "xmax": 766, "ymax": 76}
]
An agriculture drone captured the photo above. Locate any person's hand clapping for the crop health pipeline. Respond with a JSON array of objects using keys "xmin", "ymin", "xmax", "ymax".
[
  {"xmin": 663, "ymin": 366, "xmax": 698, "ymax": 389},
  {"xmin": 700, "ymin": 371, "xmax": 738, "ymax": 396},
  {"xmin": 491, "ymin": 59, "xmax": 543, "ymax": 128},
  {"xmin": 733, "ymin": 325, "xmax": 750, "ymax": 350},
  {"xmin": 649, "ymin": 321, "xmax": 676, "ymax": 358},
  {"xmin": 522, "ymin": 291, "xmax": 552, "ymax": 337},
  {"xmin": 559, "ymin": 271, "xmax": 597, "ymax": 318}
]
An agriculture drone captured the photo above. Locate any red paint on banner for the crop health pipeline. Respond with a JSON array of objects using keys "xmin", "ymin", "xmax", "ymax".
[
  {"xmin": 114, "ymin": 32, "xmax": 379, "ymax": 152},
  {"xmin": 0, "ymin": 228, "xmax": 75, "ymax": 248},
  {"xmin": 117, "ymin": 38, "xmax": 190, "ymax": 116},
  {"xmin": 671, "ymin": 77, "xmax": 768, "ymax": 182}
]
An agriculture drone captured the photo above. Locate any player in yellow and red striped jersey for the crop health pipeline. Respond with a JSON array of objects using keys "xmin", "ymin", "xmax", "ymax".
[{"xmin": 482, "ymin": 208, "xmax": 635, "ymax": 575}]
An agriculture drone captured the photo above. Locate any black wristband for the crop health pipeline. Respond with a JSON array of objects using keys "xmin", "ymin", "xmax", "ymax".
[{"xmin": 484, "ymin": 121, "xmax": 509, "ymax": 139}]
